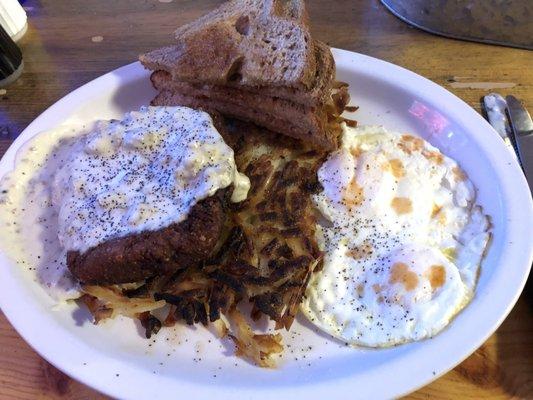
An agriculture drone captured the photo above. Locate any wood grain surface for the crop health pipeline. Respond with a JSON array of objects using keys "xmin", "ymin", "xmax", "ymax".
[{"xmin": 0, "ymin": 0, "xmax": 531, "ymax": 398}]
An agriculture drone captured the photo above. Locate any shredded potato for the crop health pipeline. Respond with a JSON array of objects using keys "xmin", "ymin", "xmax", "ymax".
[
  {"xmin": 82, "ymin": 285, "xmax": 166, "ymax": 322},
  {"xmin": 212, "ymin": 318, "xmax": 229, "ymax": 338},
  {"xmin": 227, "ymin": 307, "xmax": 283, "ymax": 368}
]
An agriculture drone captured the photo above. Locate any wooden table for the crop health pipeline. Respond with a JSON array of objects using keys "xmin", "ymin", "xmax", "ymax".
[{"xmin": 1, "ymin": 0, "xmax": 532, "ymax": 398}]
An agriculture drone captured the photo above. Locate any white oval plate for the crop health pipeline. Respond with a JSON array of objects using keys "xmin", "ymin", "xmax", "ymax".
[{"xmin": 1, "ymin": 49, "xmax": 532, "ymax": 399}]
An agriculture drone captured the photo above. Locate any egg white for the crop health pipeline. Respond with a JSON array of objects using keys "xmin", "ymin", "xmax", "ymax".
[{"xmin": 301, "ymin": 125, "xmax": 490, "ymax": 347}]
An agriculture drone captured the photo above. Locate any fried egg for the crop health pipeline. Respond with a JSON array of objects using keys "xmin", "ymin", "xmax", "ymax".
[{"xmin": 301, "ymin": 125, "xmax": 490, "ymax": 347}]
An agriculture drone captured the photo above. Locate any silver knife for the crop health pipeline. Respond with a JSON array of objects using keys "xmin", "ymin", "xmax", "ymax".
[{"xmin": 506, "ymin": 95, "xmax": 533, "ymax": 193}]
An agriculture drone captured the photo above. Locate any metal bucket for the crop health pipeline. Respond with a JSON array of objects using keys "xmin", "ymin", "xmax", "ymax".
[{"xmin": 381, "ymin": 0, "xmax": 533, "ymax": 50}]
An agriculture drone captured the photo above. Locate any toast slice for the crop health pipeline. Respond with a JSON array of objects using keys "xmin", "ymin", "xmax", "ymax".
[
  {"xmin": 140, "ymin": 0, "xmax": 316, "ymax": 89},
  {"xmin": 151, "ymin": 89, "xmax": 337, "ymax": 149},
  {"xmin": 148, "ymin": 40, "xmax": 335, "ymax": 107}
]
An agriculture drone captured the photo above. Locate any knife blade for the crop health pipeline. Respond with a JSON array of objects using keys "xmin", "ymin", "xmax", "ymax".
[
  {"xmin": 481, "ymin": 93, "xmax": 518, "ymax": 159},
  {"xmin": 506, "ymin": 95, "xmax": 533, "ymax": 194}
]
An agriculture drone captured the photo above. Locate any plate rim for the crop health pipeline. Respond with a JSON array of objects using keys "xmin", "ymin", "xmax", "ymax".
[{"xmin": 0, "ymin": 48, "xmax": 532, "ymax": 399}]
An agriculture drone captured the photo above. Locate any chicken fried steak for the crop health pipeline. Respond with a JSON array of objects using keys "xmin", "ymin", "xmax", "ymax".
[{"xmin": 68, "ymin": 189, "xmax": 229, "ymax": 285}]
